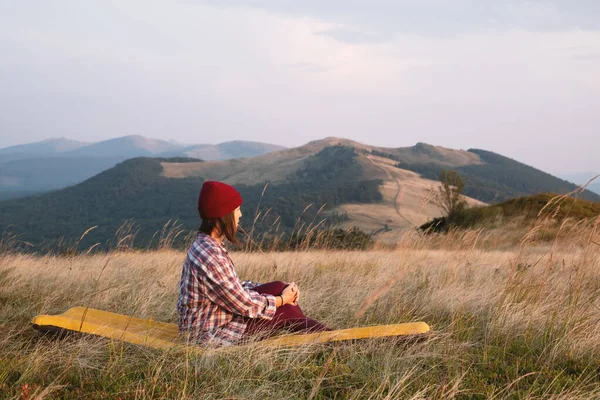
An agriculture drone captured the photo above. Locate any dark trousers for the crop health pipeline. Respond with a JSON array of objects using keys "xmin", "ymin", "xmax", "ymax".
[{"xmin": 244, "ymin": 281, "xmax": 331, "ymax": 338}]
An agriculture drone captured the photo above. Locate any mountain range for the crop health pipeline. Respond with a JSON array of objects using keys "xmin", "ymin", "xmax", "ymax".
[
  {"xmin": 0, "ymin": 136, "xmax": 286, "ymax": 200},
  {"xmin": 0, "ymin": 137, "xmax": 597, "ymax": 250},
  {"xmin": 0, "ymin": 138, "xmax": 90, "ymax": 161}
]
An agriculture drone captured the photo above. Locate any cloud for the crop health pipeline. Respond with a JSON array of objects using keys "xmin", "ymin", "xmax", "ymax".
[
  {"xmin": 190, "ymin": 0, "xmax": 600, "ymax": 41},
  {"xmin": 315, "ymin": 26, "xmax": 387, "ymax": 44},
  {"xmin": 286, "ymin": 62, "xmax": 331, "ymax": 73},
  {"xmin": 571, "ymin": 52, "xmax": 600, "ymax": 61},
  {"xmin": 1, "ymin": 1, "xmax": 600, "ymax": 173}
]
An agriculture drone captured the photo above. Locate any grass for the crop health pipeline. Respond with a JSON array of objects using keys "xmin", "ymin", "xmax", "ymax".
[{"xmin": 1, "ymin": 215, "xmax": 600, "ymax": 399}]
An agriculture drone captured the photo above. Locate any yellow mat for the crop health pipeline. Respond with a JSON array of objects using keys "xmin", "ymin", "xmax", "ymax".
[{"xmin": 32, "ymin": 307, "xmax": 430, "ymax": 350}]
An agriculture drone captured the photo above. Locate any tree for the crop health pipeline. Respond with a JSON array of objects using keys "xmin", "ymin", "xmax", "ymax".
[{"xmin": 435, "ymin": 170, "xmax": 467, "ymax": 220}]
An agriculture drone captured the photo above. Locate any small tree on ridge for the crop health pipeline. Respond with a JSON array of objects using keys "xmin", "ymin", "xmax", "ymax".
[{"xmin": 435, "ymin": 170, "xmax": 467, "ymax": 220}]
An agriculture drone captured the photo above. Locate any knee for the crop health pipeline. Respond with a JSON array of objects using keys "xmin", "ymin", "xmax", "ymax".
[
  {"xmin": 269, "ymin": 281, "xmax": 287, "ymax": 293},
  {"xmin": 253, "ymin": 280, "xmax": 288, "ymax": 295}
]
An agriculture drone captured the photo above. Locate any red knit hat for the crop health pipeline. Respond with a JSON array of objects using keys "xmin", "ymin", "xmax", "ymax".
[{"xmin": 197, "ymin": 181, "xmax": 243, "ymax": 219}]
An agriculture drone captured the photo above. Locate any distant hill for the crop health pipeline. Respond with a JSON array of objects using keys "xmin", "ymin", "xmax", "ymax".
[
  {"xmin": 159, "ymin": 140, "xmax": 286, "ymax": 161},
  {"xmin": 0, "ymin": 136, "xmax": 286, "ymax": 200},
  {"xmin": 0, "ymin": 138, "xmax": 88, "ymax": 162},
  {"xmin": 1, "ymin": 137, "xmax": 596, "ymax": 250},
  {"xmin": 66, "ymin": 135, "xmax": 182, "ymax": 158},
  {"xmin": 0, "ymin": 135, "xmax": 286, "ymax": 161}
]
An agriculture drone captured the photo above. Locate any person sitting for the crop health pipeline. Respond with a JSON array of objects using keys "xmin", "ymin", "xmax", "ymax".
[{"xmin": 176, "ymin": 181, "xmax": 330, "ymax": 346}]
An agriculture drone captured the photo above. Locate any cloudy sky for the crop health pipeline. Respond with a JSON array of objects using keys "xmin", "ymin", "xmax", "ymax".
[{"xmin": 1, "ymin": 1, "xmax": 599, "ymax": 174}]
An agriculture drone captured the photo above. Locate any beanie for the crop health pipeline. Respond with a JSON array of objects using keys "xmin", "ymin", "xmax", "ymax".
[{"xmin": 197, "ymin": 181, "xmax": 243, "ymax": 219}]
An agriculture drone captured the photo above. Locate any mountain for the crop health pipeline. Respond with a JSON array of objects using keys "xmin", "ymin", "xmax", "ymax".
[
  {"xmin": 169, "ymin": 141, "xmax": 286, "ymax": 161},
  {"xmin": 0, "ymin": 135, "xmax": 285, "ymax": 161},
  {"xmin": 1, "ymin": 137, "xmax": 596, "ymax": 250},
  {"xmin": 0, "ymin": 136, "xmax": 287, "ymax": 200},
  {"xmin": 66, "ymin": 135, "xmax": 183, "ymax": 158},
  {"xmin": 0, "ymin": 138, "xmax": 88, "ymax": 162},
  {"xmin": 158, "ymin": 140, "xmax": 286, "ymax": 161}
]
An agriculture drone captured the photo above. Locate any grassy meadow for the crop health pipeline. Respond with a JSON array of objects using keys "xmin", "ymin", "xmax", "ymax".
[{"xmin": 1, "ymin": 214, "xmax": 600, "ymax": 399}]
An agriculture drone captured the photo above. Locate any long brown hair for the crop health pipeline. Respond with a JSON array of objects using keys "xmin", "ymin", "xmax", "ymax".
[{"xmin": 199, "ymin": 210, "xmax": 239, "ymax": 245}]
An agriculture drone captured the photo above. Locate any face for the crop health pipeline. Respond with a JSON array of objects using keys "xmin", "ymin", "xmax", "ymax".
[{"xmin": 233, "ymin": 206, "xmax": 242, "ymax": 229}]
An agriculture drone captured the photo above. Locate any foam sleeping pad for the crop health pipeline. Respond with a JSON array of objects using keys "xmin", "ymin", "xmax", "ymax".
[{"xmin": 32, "ymin": 307, "xmax": 430, "ymax": 350}]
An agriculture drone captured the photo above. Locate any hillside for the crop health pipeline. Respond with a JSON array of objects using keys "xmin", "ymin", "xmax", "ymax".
[
  {"xmin": 160, "ymin": 137, "xmax": 598, "ymax": 231},
  {"xmin": 0, "ymin": 147, "xmax": 383, "ymax": 249},
  {"xmin": 162, "ymin": 137, "xmax": 598, "ymax": 203},
  {"xmin": 0, "ymin": 137, "xmax": 286, "ymax": 200},
  {"xmin": 393, "ymin": 148, "xmax": 600, "ymax": 203},
  {"xmin": 421, "ymin": 193, "xmax": 600, "ymax": 234},
  {"xmin": 159, "ymin": 138, "xmax": 480, "ymax": 185},
  {"xmin": 1, "ymin": 137, "xmax": 597, "ymax": 249},
  {"xmin": 159, "ymin": 138, "xmax": 487, "ymax": 233}
]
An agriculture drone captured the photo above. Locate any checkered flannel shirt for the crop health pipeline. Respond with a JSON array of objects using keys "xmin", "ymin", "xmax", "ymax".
[{"xmin": 176, "ymin": 232, "xmax": 277, "ymax": 346}]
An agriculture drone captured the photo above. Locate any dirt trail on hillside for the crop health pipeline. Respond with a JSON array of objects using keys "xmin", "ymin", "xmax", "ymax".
[
  {"xmin": 365, "ymin": 156, "xmax": 417, "ymax": 228},
  {"xmin": 332, "ymin": 155, "xmax": 486, "ymax": 238}
]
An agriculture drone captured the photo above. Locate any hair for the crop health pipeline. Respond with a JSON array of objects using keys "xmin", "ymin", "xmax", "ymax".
[{"xmin": 199, "ymin": 210, "xmax": 239, "ymax": 245}]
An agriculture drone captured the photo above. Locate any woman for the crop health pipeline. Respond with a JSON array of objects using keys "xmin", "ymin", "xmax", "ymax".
[{"xmin": 177, "ymin": 181, "xmax": 329, "ymax": 346}]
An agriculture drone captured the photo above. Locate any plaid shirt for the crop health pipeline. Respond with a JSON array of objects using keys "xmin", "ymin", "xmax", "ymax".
[{"xmin": 176, "ymin": 232, "xmax": 276, "ymax": 346}]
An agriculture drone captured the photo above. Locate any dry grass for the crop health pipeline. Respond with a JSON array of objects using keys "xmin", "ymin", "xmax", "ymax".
[
  {"xmin": 1, "ymin": 215, "xmax": 600, "ymax": 399},
  {"xmin": 332, "ymin": 154, "xmax": 486, "ymax": 235}
]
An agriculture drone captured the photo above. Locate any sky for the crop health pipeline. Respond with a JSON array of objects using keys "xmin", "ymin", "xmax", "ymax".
[{"xmin": 1, "ymin": 1, "xmax": 599, "ymax": 175}]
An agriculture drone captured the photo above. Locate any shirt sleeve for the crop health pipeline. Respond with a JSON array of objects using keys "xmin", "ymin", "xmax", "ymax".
[
  {"xmin": 241, "ymin": 280, "xmax": 261, "ymax": 290},
  {"xmin": 193, "ymin": 250, "xmax": 276, "ymax": 320}
]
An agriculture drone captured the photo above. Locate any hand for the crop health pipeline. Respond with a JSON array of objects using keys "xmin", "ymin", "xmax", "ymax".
[
  {"xmin": 283, "ymin": 281, "xmax": 300, "ymax": 305},
  {"xmin": 281, "ymin": 282, "xmax": 299, "ymax": 306}
]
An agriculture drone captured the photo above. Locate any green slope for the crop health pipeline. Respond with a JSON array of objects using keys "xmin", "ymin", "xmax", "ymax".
[
  {"xmin": 0, "ymin": 146, "xmax": 382, "ymax": 250},
  {"xmin": 421, "ymin": 193, "xmax": 600, "ymax": 232},
  {"xmin": 395, "ymin": 149, "xmax": 600, "ymax": 203}
]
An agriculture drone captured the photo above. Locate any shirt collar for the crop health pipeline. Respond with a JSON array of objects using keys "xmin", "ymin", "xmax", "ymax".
[{"xmin": 197, "ymin": 232, "xmax": 228, "ymax": 253}]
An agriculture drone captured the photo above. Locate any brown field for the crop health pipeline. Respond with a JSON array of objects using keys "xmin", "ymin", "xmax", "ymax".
[{"xmin": 1, "ymin": 216, "xmax": 599, "ymax": 399}]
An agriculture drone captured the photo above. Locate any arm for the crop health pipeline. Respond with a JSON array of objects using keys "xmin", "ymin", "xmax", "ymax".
[
  {"xmin": 242, "ymin": 281, "xmax": 298, "ymax": 306},
  {"xmin": 197, "ymin": 252, "xmax": 277, "ymax": 320}
]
